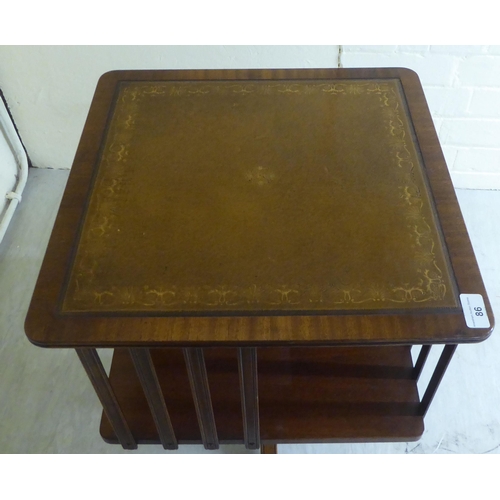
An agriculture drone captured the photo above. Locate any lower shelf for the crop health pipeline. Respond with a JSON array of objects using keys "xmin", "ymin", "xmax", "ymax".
[{"xmin": 100, "ymin": 346, "xmax": 424, "ymax": 445}]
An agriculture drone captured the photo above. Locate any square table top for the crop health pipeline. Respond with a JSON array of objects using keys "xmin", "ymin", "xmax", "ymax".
[{"xmin": 25, "ymin": 68, "xmax": 494, "ymax": 348}]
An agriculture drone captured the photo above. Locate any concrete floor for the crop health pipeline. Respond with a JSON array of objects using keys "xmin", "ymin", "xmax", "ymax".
[{"xmin": 1, "ymin": 168, "xmax": 499, "ymax": 454}]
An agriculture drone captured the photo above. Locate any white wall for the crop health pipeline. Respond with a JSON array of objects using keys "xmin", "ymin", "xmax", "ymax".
[
  {"xmin": 342, "ymin": 45, "xmax": 500, "ymax": 189},
  {"xmin": 0, "ymin": 46, "xmax": 338, "ymax": 170},
  {"xmin": 1, "ymin": 45, "xmax": 499, "ymax": 189}
]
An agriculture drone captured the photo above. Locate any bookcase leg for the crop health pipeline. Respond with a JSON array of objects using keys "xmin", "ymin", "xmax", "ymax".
[
  {"xmin": 183, "ymin": 348, "xmax": 219, "ymax": 450},
  {"xmin": 76, "ymin": 348, "xmax": 137, "ymax": 450},
  {"xmin": 261, "ymin": 444, "xmax": 277, "ymax": 454},
  {"xmin": 130, "ymin": 348, "xmax": 178, "ymax": 450},
  {"xmin": 238, "ymin": 347, "xmax": 260, "ymax": 450},
  {"xmin": 418, "ymin": 344, "xmax": 457, "ymax": 417}
]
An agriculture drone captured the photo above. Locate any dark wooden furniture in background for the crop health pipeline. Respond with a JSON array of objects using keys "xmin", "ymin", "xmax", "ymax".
[{"xmin": 25, "ymin": 68, "xmax": 494, "ymax": 452}]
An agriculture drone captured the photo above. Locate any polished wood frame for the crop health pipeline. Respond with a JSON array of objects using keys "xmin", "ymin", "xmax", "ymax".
[{"xmin": 25, "ymin": 69, "xmax": 494, "ymax": 452}]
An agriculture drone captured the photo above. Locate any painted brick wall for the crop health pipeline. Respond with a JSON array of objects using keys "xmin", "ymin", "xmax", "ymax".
[
  {"xmin": 342, "ymin": 45, "xmax": 500, "ymax": 189},
  {"xmin": 2, "ymin": 46, "xmax": 498, "ymax": 190}
]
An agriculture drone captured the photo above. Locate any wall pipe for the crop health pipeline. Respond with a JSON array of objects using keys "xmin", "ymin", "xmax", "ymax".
[{"xmin": 0, "ymin": 95, "xmax": 28, "ymax": 245}]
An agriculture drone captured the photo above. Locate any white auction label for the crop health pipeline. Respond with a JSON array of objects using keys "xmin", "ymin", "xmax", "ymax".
[{"xmin": 460, "ymin": 294, "xmax": 490, "ymax": 328}]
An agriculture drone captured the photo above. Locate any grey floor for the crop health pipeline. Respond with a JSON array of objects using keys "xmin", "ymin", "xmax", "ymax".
[{"xmin": 1, "ymin": 168, "xmax": 499, "ymax": 454}]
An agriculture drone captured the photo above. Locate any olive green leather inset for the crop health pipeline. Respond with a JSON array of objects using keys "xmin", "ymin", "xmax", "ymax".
[{"xmin": 61, "ymin": 79, "xmax": 458, "ymax": 314}]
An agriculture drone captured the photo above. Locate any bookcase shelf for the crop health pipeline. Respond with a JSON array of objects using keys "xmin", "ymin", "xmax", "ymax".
[{"xmin": 101, "ymin": 346, "xmax": 424, "ymax": 445}]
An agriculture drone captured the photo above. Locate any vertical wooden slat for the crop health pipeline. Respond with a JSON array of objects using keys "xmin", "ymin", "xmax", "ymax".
[
  {"xmin": 129, "ymin": 348, "xmax": 178, "ymax": 450},
  {"xmin": 418, "ymin": 344, "xmax": 457, "ymax": 417},
  {"xmin": 412, "ymin": 345, "xmax": 431, "ymax": 381},
  {"xmin": 76, "ymin": 348, "xmax": 137, "ymax": 450},
  {"xmin": 183, "ymin": 348, "xmax": 219, "ymax": 450},
  {"xmin": 238, "ymin": 347, "xmax": 260, "ymax": 450}
]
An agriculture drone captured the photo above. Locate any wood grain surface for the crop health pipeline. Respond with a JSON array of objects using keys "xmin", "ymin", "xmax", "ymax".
[
  {"xmin": 100, "ymin": 346, "xmax": 423, "ymax": 444},
  {"xmin": 24, "ymin": 68, "xmax": 494, "ymax": 348}
]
